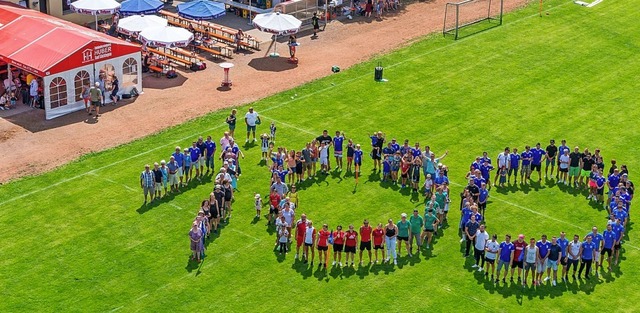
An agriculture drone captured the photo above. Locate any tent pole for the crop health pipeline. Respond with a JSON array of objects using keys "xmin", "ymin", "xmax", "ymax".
[{"xmin": 95, "ymin": 15, "xmax": 99, "ymax": 31}]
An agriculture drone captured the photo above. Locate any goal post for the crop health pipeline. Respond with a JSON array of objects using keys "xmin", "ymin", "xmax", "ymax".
[{"xmin": 443, "ymin": 0, "xmax": 504, "ymax": 40}]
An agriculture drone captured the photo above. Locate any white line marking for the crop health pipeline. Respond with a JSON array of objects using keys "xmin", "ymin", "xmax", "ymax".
[
  {"xmin": 230, "ymin": 229, "xmax": 261, "ymax": 242},
  {"xmin": 0, "ymin": 1, "xmax": 575, "ymax": 209},
  {"xmin": 135, "ymin": 294, "xmax": 149, "ymax": 301},
  {"xmin": 109, "ymin": 306, "xmax": 124, "ymax": 312},
  {"xmin": 259, "ymin": 114, "xmax": 317, "ymax": 136},
  {"xmin": 89, "ymin": 173, "xmax": 137, "ymax": 193},
  {"xmin": 168, "ymin": 203, "xmax": 185, "ymax": 211},
  {"xmin": 0, "ymin": 122, "xmax": 229, "ymax": 208}
]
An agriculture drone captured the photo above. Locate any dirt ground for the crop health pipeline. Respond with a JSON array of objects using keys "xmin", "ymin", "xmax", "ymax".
[{"xmin": 0, "ymin": 0, "xmax": 527, "ymax": 183}]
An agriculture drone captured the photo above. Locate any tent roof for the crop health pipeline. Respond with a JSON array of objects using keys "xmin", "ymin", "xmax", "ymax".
[{"xmin": 0, "ymin": 1, "xmax": 139, "ymax": 76}]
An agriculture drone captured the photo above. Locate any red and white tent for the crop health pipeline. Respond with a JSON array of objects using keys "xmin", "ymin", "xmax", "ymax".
[{"xmin": 0, "ymin": 2, "xmax": 142, "ymax": 119}]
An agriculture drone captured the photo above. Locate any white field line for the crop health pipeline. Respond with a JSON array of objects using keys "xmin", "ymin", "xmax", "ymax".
[
  {"xmin": 168, "ymin": 203, "xmax": 185, "ymax": 211},
  {"xmin": 89, "ymin": 172, "xmax": 137, "ymax": 193},
  {"xmin": 259, "ymin": 114, "xmax": 317, "ymax": 136},
  {"xmin": 0, "ymin": 0, "xmax": 579, "ymax": 209},
  {"xmin": 442, "ymin": 286, "xmax": 496, "ymax": 312}
]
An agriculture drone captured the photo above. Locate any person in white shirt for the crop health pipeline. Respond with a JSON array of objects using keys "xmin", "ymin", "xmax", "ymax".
[
  {"xmin": 319, "ymin": 142, "xmax": 329, "ymax": 174},
  {"xmin": 484, "ymin": 234, "xmax": 500, "ymax": 280},
  {"xmin": 558, "ymin": 149, "xmax": 570, "ymax": 184},
  {"xmin": 473, "ymin": 225, "xmax": 490, "ymax": 270},
  {"xmin": 29, "ymin": 78, "xmax": 39, "ymax": 108},
  {"xmin": 303, "ymin": 221, "xmax": 316, "ymax": 265},
  {"xmin": 564, "ymin": 234, "xmax": 581, "ymax": 280},
  {"xmin": 494, "ymin": 147, "xmax": 510, "ymax": 186},
  {"xmin": 523, "ymin": 238, "xmax": 539, "ymax": 287},
  {"xmin": 244, "ymin": 107, "xmax": 259, "ymax": 143}
]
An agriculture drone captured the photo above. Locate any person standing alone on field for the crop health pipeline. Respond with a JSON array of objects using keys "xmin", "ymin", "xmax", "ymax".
[{"xmin": 245, "ymin": 107, "xmax": 259, "ymax": 143}]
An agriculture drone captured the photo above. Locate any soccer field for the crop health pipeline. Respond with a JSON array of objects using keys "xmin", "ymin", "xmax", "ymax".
[{"xmin": 1, "ymin": 0, "xmax": 639, "ymax": 311}]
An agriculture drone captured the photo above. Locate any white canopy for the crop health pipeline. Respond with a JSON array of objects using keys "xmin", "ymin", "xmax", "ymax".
[
  {"xmin": 139, "ymin": 26, "xmax": 194, "ymax": 48},
  {"xmin": 71, "ymin": 0, "xmax": 121, "ymax": 15},
  {"xmin": 252, "ymin": 12, "xmax": 301, "ymax": 36},
  {"xmin": 117, "ymin": 15, "xmax": 167, "ymax": 35}
]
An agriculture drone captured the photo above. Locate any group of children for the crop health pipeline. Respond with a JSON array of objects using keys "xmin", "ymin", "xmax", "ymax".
[{"xmin": 0, "ymin": 91, "xmax": 18, "ymax": 110}]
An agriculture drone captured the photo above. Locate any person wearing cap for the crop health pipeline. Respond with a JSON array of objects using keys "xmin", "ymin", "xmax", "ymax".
[
  {"xmin": 172, "ymin": 146, "xmax": 185, "ymax": 188},
  {"xmin": 140, "ymin": 164, "xmax": 155, "ymax": 203},
  {"xmin": 422, "ymin": 208, "xmax": 439, "ymax": 250},
  {"xmin": 510, "ymin": 234, "xmax": 527, "ymax": 282},
  {"xmin": 544, "ymin": 140, "xmax": 558, "ymax": 180},
  {"xmin": 484, "ymin": 234, "xmax": 499, "ymax": 280},
  {"xmin": 182, "ymin": 148, "xmax": 191, "ymax": 184},
  {"xmin": 89, "ymin": 81, "xmax": 103, "ymax": 116},
  {"xmin": 558, "ymin": 148, "xmax": 570, "ymax": 184},
  {"xmin": 496, "ymin": 234, "xmax": 514, "ymax": 284},
  {"xmin": 189, "ymin": 222, "xmax": 204, "ymax": 262},
  {"xmin": 396, "ymin": 213, "xmax": 411, "ymax": 257},
  {"xmin": 359, "ymin": 219, "xmax": 373, "ymax": 265},
  {"xmin": 152, "ymin": 162, "xmax": 163, "ymax": 200},
  {"xmin": 167, "ymin": 156, "xmax": 179, "ymax": 193},
  {"xmin": 409, "ymin": 210, "xmax": 423, "ymax": 253},
  {"xmin": 244, "ymin": 107, "xmax": 259, "ymax": 143}
]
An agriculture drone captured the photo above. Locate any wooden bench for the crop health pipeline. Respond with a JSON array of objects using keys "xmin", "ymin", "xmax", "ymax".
[
  {"xmin": 195, "ymin": 45, "xmax": 223, "ymax": 59},
  {"xmin": 148, "ymin": 65, "xmax": 164, "ymax": 77},
  {"xmin": 148, "ymin": 48, "xmax": 193, "ymax": 69}
]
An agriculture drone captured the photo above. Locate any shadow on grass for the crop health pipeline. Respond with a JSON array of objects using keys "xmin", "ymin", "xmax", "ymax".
[{"xmin": 136, "ymin": 173, "xmax": 215, "ymax": 214}]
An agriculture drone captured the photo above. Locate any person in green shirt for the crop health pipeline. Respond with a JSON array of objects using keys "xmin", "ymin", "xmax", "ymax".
[
  {"xmin": 434, "ymin": 187, "xmax": 447, "ymax": 226},
  {"xmin": 422, "ymin": 209, "xmax": 440, "ymax": 250},
  {"xmin": 409, "ymin": 209, "xmax": 424, "ymax": 255},
  {"xmin": 425, "ymin": 195, "xmax": 440, "ymax": 216},
  {"xmin": 396, "ymin": 213, "xmax": 411, "ymax": 257}
]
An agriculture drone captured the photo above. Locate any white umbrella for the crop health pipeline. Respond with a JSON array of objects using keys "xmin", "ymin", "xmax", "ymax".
[
  {"xmin": 252, "ymin": 12, "xmax": 301, "ymax": 57},
  {"xmin": 139, "ymin": 26, "xmax": 194, "ymax": 48},
  {"xmin": 117, "ymin": 15, "xmax": 167, "ymax": 35},
  {"xmin": 71, "ymin": 0, "xmax": 121, "ymax": 30}
]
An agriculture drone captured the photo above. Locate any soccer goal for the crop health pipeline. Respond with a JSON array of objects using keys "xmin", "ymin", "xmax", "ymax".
[{"xmin": 443, "ymin": 0, "xmax": 504, "ymax": 40}]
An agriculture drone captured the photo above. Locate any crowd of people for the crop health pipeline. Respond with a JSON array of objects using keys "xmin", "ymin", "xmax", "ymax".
[
  {"xmin": 260, "ymin": 128, "xmax": 453, "ymax": 267},
  {"xmin": 458, "ymin": 140, "xmax": 632, "ymax": 287}
]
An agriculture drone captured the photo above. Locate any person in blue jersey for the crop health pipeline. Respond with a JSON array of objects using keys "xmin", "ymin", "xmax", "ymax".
[
  {"xmin": 470, "ymin": 156, "xmax": 482, "ymax": 172},
  {"xmin": 585, "ymin": 226, "xmax": 604, "ymax": 277},
  {"xmin": 354, "ymin": 144, "xmax": 364, "ymax": 183},
  {"xmin": 479, "ymin": 160, "xmax": 494, "ymax": 190},
  {"xmin": 578, "ymin": 235, "xmax": 597, "ymax": 279},
  {"xmin": 399, "ymin": 139, "xmax": 411, "ymax": 156},
  {"xmin": 478, "ymin": 182, "xmax": 489, "ymax": 218},
  {"xmin": 333, "ymin": 131, "xmax": 345, "ymax": 172},
  {"xmin": 463, "ymin": 214, "xmax": 480, "ymax": 258},
  {"xmin": 545, "ymin": 236, "xmax": 562, "ymax": 286},
  {"xmin": 390, "ymin": 138, "xmax": 400, "ymax": 153},
  {"xmin": 480, "ymin": 151, "xmax": 491, "ymax": 165},
  {"xmin": 182, "ymin": 148, "xmax": 191, "ymax": 184},
  {"xmin": 189, "ymin": 141, "xmax": 201, "ymax": 182},
  {"xmin": 595, "ymin": 170, "xmax": 607, "ymax": 204},
  {"xmin": 535, "ymin": 234, "xmax": 551, "ymax": 286},
  {"xmin": 496, "ymin": 234, "xmax": 515, "ymax": 284},
  {"xmin": 172, "ymin": 146, "xmax": 185, "ymax": 188},
  {"xmin": 612, "ymin": 201, "xmax": 628, "ymax": 228},
  {"xmin": 382, "ymin": 142, "xmax": 394, "ymax": 159},
  {"xmin": 412, "ymin": 142, "xmax": 422, "ymax": 160},
  {"xmin": 557, "ymin": 232, "xmax": 570, "ymax": 281},
  {"xmin": 382, "ymin": 155, "xmax": 392, "ymax": 182},
  {"xmin": 530, "ymin": 143, "xmax": 546, "ymax": 182},
  {"xmin": 520, "ymin": 146, "xmax": 533, "ymax": 184},
  {"xmin": 345, "ymin": 139, "xmax": 355, "ymax": 173},
  {"xmin": 196, "ymin": 137, "xmax": 207, "ymax": 179},
  {"xmin": 600, "ymin": 224, "xmax": 616, "ymax": 271},
  {"xmin": 204, "ymin": 136, "xmax": 217, "ymax": 175},
  {"xmin": 607, "ymin": 168, "xmax": 621, "ymax": 206},
  {"xmin": 508, "ymin": 148, "xmax": 520, "ymax": 185},
  {"xmin": 613, "ymin": 219, "xmax": 625, "ymax": 266}
]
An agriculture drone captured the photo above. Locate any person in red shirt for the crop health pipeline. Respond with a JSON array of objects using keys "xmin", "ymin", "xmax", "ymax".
[
  {"xmin": 359, "ymin": 219, "xmax": 373, "ymax": 265},
  {"xmin": 372, "ymin": 222, "xmax": 385, "ymax": 263},
  {"xmin": 317, "ymin": 224, "xmax": 331, "ymax": 268},
  {"xmin": 510, "ymin": 234, "xmax": 527, "ymax": 282},
  {"xmin": 344, "ymin": 225, "xmax": 359, "ymax": 267},
  {"xmin": 268, "ymin": 189, "xmax": 281, "ymax": 226},
  {"xmin": 294, "ymin": 214, "xmax": 309, "ymax": 260},
  {"xmin": 332, "ymin": 225, "xmax": 345, "ymax": 267}
]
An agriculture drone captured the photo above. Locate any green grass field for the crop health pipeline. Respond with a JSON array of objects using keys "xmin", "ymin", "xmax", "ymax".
[{"xmin": 2, "ymin": 0, "xmax": 639, "ymax": 311}]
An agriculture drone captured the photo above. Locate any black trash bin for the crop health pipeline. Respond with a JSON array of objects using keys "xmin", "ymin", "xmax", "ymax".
[{"xmin": 374, "ymin": 62, "xmax": 383, "ymax": 81}]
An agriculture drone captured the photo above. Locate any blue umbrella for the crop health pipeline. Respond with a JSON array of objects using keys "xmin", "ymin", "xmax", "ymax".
[
  {"xmin": 177, "ymin": 0, "xmax": 226, "ymax": 20},
  {"xmin": 119, "ymin": 0, "xmax": 164, "ymax": 16}
]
